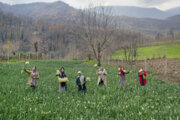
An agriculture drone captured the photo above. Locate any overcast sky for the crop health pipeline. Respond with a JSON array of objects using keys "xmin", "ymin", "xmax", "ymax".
[{"xmin": 0, "ymin": 0, "xmax": 180, "ymax": 10}]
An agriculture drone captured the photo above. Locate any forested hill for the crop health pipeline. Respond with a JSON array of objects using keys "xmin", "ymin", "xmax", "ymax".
[
  {"xmin": 0, "ymin": 11, "xmax": 34, "ymax": 51},
  {"xmin": 1, "ymin": 1, "xmax": 180, "ymax": 35},
  {"xmin": 0, "ymin": 1, "xmax": 77, "ymax": 23},
  {"xmin": 0, "ymin": 1, "xmax": 180, "ymax": 59}
]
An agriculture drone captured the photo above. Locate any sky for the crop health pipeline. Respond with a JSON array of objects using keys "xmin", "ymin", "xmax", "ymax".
[{"xmin": 0, "ymin": 0, "xmax": 180, "ymax": 10}]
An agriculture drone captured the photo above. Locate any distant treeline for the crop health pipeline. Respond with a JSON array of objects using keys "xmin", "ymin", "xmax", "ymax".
[{"xmin": 0, "ymin": 10, "xmax": 179, "ymax": 61}]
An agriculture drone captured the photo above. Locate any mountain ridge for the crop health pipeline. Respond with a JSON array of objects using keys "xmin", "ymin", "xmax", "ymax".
[
  {"xmin": 0, "ymin": 1, "xmax": 180, "ymax": 20},
  {"xmin": 0, "ymin": 1, "xmax": 180, "ymax": 35}
]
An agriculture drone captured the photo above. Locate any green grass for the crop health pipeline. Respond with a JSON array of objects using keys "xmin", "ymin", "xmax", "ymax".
[
  {"xmin": 113, "ymin": 44, "xmax": 180, "ymax": 60},
  {"xmin": 143, "ymin": 40, "xmax": 180, "ymax": 47},
  {"xmin": 0, "ymin": 60, "xmax": 180, "ymax": 119}
]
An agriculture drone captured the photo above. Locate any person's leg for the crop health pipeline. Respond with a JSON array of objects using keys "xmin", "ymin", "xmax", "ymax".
[
  {"xmin": 97, "ymin": 78, "xmax": 101, "ymax": 86},
  {"xmin": 141, "ymin": 76, "xmax": 144, "ymax": 85},
  {"xmin": 78, "ymin": 85, "xmax": 82, "ymax": 92},
  {"xmin": 61, "ymin": 83, "xmax": 66, "ymax": 91},
  {"xmin": 120, "ymin": 78, "xmax": 123, "ymax": 86},
  {"xmin": 31, "ymin": 79, "xmax": 36, "ymax": 89},
  {"xmin": 123, "ymin": 79, "xmax": 126, "ymax": 86},
  {"xmin": 83, "ymin": 85, "xmax": 87, "ymax": 93},
  {"xmin": 99, "ymin": 79, "xmax": 104, "ymax": 86},
  {"xmin": 59, "ymin": 83, "xmax": 62, "ymax": 92},
  {"xmin": 104, "ymin": 78, "xmax": 107, "ymax": 86},
  {"xmin": 65, "ymin": 83, "xmax": 67, "ymax": 91},
  {"xmin": 34, "ymin": 80, "xmax": 38, "ymax": 89}
]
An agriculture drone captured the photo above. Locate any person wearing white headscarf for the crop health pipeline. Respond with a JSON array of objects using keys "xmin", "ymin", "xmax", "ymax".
[{"xmin": 97, "ymin": 66, "xmax": 107, "ymax": 86}]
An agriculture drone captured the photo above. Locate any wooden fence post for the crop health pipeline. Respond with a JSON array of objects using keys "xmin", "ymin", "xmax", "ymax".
[
  {"xmin": 108, "ymin": 57, "xmax": 110, "ymax": 65},
  {"xmin": 122, "ymin": 58, "xmax": 124, "ymax": 67},
  {"xmin": 19, "ymin": 53, "xmax": 20, "ymax": 60},
  {"xmin": 29, "ymin": 53, "xmax": 30, "ymax": 60},
  {"xmin": 144, "ymin": 58, "xmax": 147, "ymax": 71},
  {"xmin": 165, "ymin": 58, "xmax": 167, "ymax": 74}
]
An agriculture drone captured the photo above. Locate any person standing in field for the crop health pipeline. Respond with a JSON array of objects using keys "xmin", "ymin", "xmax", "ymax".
[
  {"xmin": 97, "ymin": 66, "xmax": 107, "ymax": 86},
  {"xmin": 138, "ymin": 68, "xmax": 147, "ymax": 86},
  {"xmin": 76, "ymin": 71, "xmax": 86, "ymax": 93},
  {"xmin": 56, "ymin": 67, "xmax": 67, "ymax": 92},
  {"xmin": 24, "ymin": 66, "xmax": 39, "ymax": 89},
  {"xmin": 118, "ymin": 67, "xmax": 129, "ymax": 86}
]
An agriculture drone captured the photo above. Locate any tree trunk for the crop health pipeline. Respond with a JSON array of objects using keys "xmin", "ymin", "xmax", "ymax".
[
  {"xmin": 36, "ymin": 52, "xmax": 38, "ymax": 60},
  {"xmin": 97, "ymin": 43, "xmax": 101, "ymax": 66},
  {"xmin": 8, "ymin": 50, "xmax": 9, "ymax": 62},
  {"xmin": 98, "ymin": 57, "xmax": 101, "ymax": 67}
]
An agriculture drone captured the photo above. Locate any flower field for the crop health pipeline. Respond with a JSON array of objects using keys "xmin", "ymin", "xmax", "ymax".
[{"xmin": 0, "ymin": 60, "xmax": 179, "ymax": 119}]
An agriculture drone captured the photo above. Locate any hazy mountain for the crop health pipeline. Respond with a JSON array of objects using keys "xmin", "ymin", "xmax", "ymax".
[
  {"xmin": 0, "ymin": 1, "xmax": 178, "ymax": 21},
  {"xmin": 167, "ymin": 15, "xmax": 180, "ymax": 22},
  {"xmin": 0, "ymin": 1, "xmax": 180, "ymax": 35},
  {"xmin": 166, "ymin": 7, "xmax": 180, "ymax": 16},
  {"xmin": 116, "ymin": 15, "xmax": 180, "ymax": 35},
  {"xmin": 0, "ymin": 1, "xmax": 77, "ymax": 22},
  {"xmin": 98, "ymin": 6, "xmax": 172, "ymax": 19}
]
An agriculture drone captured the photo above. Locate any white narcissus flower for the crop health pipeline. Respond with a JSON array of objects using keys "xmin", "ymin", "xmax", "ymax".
[
  {"xmin": 25, "ymin": 61, "xmax": 29, "ymax": 65},
  {"xmin": 94, "ymin": 64, "xmax": 97, "ymax": 67},
  {"xmin": 86, "ymin": 77, "xmax": 91, "ymax": 81}
]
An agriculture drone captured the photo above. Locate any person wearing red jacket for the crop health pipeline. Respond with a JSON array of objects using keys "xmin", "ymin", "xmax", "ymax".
[
  {"xmin": 138, "ymin": 68, "xmax": 147, "ymax": 86},
  {"xmin": 118, "ymin": 67, "xmax": 129, "ymax": 86}
]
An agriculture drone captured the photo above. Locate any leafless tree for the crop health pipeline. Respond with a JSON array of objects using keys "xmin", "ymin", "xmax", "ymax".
[
  {"xmin": 79, "ymin": 6, "xmax": 114, "ymax": 66},
  {"xmin": 121, "ymin": 32, "xmax": 141, "ymax": 67},
  {"xmin": 167, "ymin": 28, "xmax": 175, "ymax": 40}
]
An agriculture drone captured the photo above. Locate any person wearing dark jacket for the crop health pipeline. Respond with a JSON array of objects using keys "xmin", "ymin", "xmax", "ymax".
[
  {"xmin": 76, "ymin": 71, "xmax": 86, "ymax": 93},
  {"xmin": 56, "ymin": 67, "xmax": 67, "ymax": 92}
]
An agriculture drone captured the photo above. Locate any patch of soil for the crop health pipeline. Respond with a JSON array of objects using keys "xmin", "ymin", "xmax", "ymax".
[{"xmin": 108, "ymin": 58, "xmax": 180, "ymax": 84}]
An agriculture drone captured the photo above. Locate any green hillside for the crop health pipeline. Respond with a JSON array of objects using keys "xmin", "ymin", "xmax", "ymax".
[
  {"xmin": 0, "ymin": 60, "xmax": 179, "ymax": 119},
  {"xmin": 113, "ymin": 44, "xmax": 180, "ymax": 60}
]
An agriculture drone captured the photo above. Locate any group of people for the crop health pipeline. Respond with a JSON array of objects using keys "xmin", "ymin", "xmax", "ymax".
[
  {"xmin": 118, "ymin": 67, "xmax": 147, "ymax": 86},
  {"xmin": 23, "ymin": 65, "xmax": 147, "ymax": 93}
]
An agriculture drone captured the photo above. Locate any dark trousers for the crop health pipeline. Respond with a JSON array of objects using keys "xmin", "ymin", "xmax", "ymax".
[
  {"xmin": 141, "ymin": 76, "xmax": 145, "ymax": 86},
  {"xmin": 98, "ymin": 79, "xmax": 104, "ymax": 86},
  {"xmin": 61, "ymin": 82, "xmax": 67, "ymax": 91},
  {"xmin": 78, "ymin": 84, "xmax": 86, "ymax": 93}
]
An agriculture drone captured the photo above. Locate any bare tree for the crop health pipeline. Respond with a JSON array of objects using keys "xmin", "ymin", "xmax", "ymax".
[
  {"xmin": 121, "ymin": 32, "xmax": 140, "ymax": 67},
  {"xmin": 167, "ymin": 28, "xmax": 175, "ymax": 40},
  {"xmin": 2, "ymin": 40, "xmax": 12, "ymax": 61},
  {"xmin": 79, "ymin": 6, "xmax": 114, "ymax": 66},
  {"xmin": 155, "ymin": 33, "xmax": 164, "ymax": 41}
]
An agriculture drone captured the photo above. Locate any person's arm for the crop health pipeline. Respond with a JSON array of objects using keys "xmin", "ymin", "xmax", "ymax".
[
  {"xmin": 144, "ymin": 71, "xmax": 147, "ymax": 76},
  {"xmin": 81, "ymin": 77, "xmax": 86, "ymax": 86},
  {"xmin": 84, "ymin": 77, "xmax": 86, "ymax": 84},
  {"xmin": 125, "ymin": 71, "xmax": 129, "ymax": 74},
  {"xmin": 76, "ymin": 77, "xmax": 79, "ymax": 85},
  {"xmin": 37, "ymin": 72, "xmax": 40, "ymax": 79},
  {"xmin": 103, "ymin": 69, "xmax": 107, "ymax": 75},
  {"xmin": 56, "ymin": 70, "xmax": 60, "ymax": 76},
  {"xmin": 24, "ymin": 68, "xmax": 31, "ymax": 75},
  {"xmin": 64, "ymin": 72, "xmax": 67, "ymax": 77}
]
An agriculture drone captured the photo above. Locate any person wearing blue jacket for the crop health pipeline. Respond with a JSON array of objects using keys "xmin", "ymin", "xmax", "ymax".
[{"xmin": 56, "ymin": 67, "xmax": 67, "ymax": 92}]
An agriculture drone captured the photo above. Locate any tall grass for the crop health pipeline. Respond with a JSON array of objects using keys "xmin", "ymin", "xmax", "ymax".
[{"xmin": 0, "ymin": 60, "xmax": 179, "ymax": 119}]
